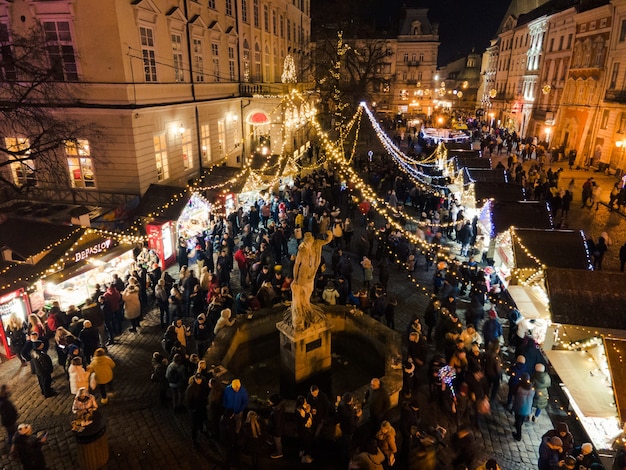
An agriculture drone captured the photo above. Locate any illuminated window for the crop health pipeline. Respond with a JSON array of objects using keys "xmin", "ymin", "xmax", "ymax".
[
  {"xmin": 5, "ymin": 137, "xmax": 36, "ymax": 187},
  {"xmin": 154, "ymin": 135, "xmax": 169, "ymax": 181},
  {"xmin": 182, "ymin": 129, "xmax": 193, "ymax": 170},
  {"xmin": 43, "ymin": 21, "xmax": 78, "ymax": 81},
  {"xmin": 65, "ymin": 139, "xmax": 95, "ymax": 188},
  {"xmin": 140, "ymin": 26, "xmax": 157, "ymax": 82},
  {"xmin": 200, "ymin": 124, "xmax": 211, "ymax": 165},
  {"xmin": 172, "ymin": 33, "xmax": 184, "ymax": 82}
]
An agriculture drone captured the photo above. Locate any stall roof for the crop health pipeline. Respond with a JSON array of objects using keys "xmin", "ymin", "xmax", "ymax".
[
  {"xmin": 134, "ymin": 184, "xmax": 191, "ymax": 220},
  {"xmin": 0, "ymin": 217, "xmax": 83, "ymax": 259},
  {"xmin": 474, "ymin": 182, "xmax": 526, "ymax": 203},
  {"xmin": 491, "ymin": 201, "xmax": 553, "ymax": 235},
  {"xmin": 545, "ymin": 268, "xmax": 626, "ymax": 329},
  {"xmin": 454, "ymin": 155, "xmax": 491, "ymax": 170},
  {"xmin": 513, "ymin": 229, "xmax": 591, "ymax": 270},
  {"xmin": 465, "ymin": 168, "xmax": 507, "ymax": 184},
  {"xmin": 603, "ymin": 338, "xmax": 626, "ymax": 424}
]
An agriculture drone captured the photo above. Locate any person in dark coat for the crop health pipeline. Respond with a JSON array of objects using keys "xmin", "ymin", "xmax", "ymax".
[
  {"xmin": 78, "ymin": 320, "xmax": 100, "ymax": 365},
  {"xmin": 538, "ymin": 435, "xmax": 563, "ymax": 470},
  {"xmin": 268, "ymin": 394, "xmax": 285, "ymax": 459},
  {"xmin": 336, "ymin": 392, "xmax": 361, "ymax": 463},
  {"xmin": 10, "ymin": 423, "xmax": 47, "ymax": 470},
  {"xmin": 185, "ymin": 373, "xmax": 209, "ymax": 444},
  {"xmin": 399, "ymin": 398, "xmax": 420, "ymax": 461},
  {"xmin": 177, "ymin": 237, "xmax": 189, "ymax": 268},
  {"xmin": 364, "ymin": 377, "xmax": 390, "ymax": 428},
  {"xmin": 0, "ymin": 385, "xmax": 18, "ymax": 446},
  {"xmin": 219, "ymin": 408, "xmax": 238, "ymax": 468},
  {"xmin": 30, "ymin": 341, "xmax": 56, "ymax": 398}
]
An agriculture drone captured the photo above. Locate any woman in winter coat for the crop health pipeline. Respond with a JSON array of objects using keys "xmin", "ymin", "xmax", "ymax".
[
  {"xmin": 68, "ymin": 356, "xmax": 90, "ymax": 395},
  {"xmin": 122, "ymin": 283, "xmax": 141, "ymax": 332},
  {"xmin": 376, "ymin": 420, "xmax": 397, "ymax": 467},
  {"xmin": 361, "ymin": 256, "xmax": 374, "ymax": 289},
  {"xmin": 87, "ymin": 348, "xmax": 116, "ymax": 404},
  {"xmin": 295, "ymin": 395, "xmax": 314, "ymax": 464},
  {"xmin": 7, "ymin": 314, "xmax": 27, "ymax": 365},
  {"xmin": 213, "ymin": 308, "xmax": 235, "ymax": 335},
  {"xmin": 151, "ymin": 352, "xmax": 169, "ymax": 406},
  {"xmin": 531, "ymin": 363, "xmax": 551, "ymax": 421},
  {"xmin": 512, "ymin": 373, "xmax": 535, "ymax": 441}
]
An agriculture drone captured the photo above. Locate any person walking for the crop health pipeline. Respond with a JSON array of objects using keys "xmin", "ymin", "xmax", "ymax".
[
  {"xmin": 0, "ymin": 385, "xmax": 18, "ymax": 448},
  {"xmin": 512, "ymin": 373, "xmax": 535, "ymax": 441},
  {"xmin": 10, "ymin": 423, "xmax": 48, "ymax": 470},
  {"xmin": 87, "ymin": 348, "xmax": 115, "ymax": 405},
  {"xmin": 531, "ymin": 363, "xmax": 551, "ymax": 421},
  {"xmin": 30, "ymin": 341, "xmax": 56, "ymax": 398},
  {"xmin": 185, "ymin": 373, "xmax": 209, "ymax": 444}
]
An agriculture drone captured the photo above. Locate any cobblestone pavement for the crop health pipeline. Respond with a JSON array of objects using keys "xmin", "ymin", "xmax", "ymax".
[{"xmin": 0, "ymin": 149, "xmax": 610, "ymax": 469}]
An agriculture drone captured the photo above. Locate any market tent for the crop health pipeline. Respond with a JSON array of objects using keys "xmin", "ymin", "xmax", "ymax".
[
  {"xmin": 491, "ymin": 201, "xmax": 553, "ymax": 235},
  {"xmin": 604, "ymin": 338, "xmax": 626, "ymax": 424},
  {"xmin": 0, "ymin": 217, "xmax": 83, "ymax": 261},
  {"xmin": 464, "ymin": 168, "xmax": 507, "ymax": 184},
  {"xmin": 134, "ymin": 184, "xmax": 191, "ymax": 221},
  {"xmin": 513, "ymin": 229, "xmax": 591, "ymax": 270},
  {"xmin": 544, "ymin": 349, "xmax": 617, "ymax": 418},
  {"xmin": 453, "ymin": 155, "xmax": 491, "ymax": 171},
  {"xmin": 474, "ymin": 182, "xmax": 526, "ymax": 203},
  {"xmin": 507, "ymin": 285, "xmax": 550, "ymax": 320},
  {"xmin": 545, "ymin": 268, "xmax": 626, "ymax": 329}
]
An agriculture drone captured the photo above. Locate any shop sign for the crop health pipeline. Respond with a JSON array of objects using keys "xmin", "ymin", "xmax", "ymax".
[
  {"xmin": 0, "ymin": 290, "xmax": 20, "ymax": 305},
  {"xmin": 74, "ymin": 239, "xmax": 112, "ymax": 262}
]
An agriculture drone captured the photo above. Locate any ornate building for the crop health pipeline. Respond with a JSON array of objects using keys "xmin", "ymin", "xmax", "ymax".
[{"xmin": 0, "ymin": 0, "xmax": 312, "ymax": 207}]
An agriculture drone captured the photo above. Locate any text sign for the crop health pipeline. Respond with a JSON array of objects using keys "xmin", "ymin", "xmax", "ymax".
[{"xmin": 74, "ymin": 239, "xmax": 112, "ymax": 262}]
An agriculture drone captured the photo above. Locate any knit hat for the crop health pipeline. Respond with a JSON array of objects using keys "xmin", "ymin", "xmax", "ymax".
[
  {"xmin": 489, "ymin": 309, "xmax": 497, "ymax": 318},
  {"xmin": 516, "ymin": 355, "xmax": 526, "ymax": 364},
  {"xmin": 549, "ymin": 436, "xmax": 563, "ymax": 447},
  {"xmin": 557, "ymin": 422, "xmax": 569, "ymax": 434},
  {"xmin": 535, "ymin": 363, "xmax": 545, "ymax": 372},
  {"xmin": 269, "ymin": 394, "xmax": 282, "ymax": 405},
  {"xmin": 581, "ymin": 442, "xmax": 593, "ymax": 455}
]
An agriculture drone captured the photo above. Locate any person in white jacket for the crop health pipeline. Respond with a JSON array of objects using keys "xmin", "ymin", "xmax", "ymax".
[
  {"xmin": 68, "ymin": 356, "xmax": 90, "ymax": 395},
  {"xmin": 214, "ymin": 308, "xmax": 235, "ymax": 335},
  {"xmin": 122, "ymin": 283, "xmax": 141, "ymax": 332}
]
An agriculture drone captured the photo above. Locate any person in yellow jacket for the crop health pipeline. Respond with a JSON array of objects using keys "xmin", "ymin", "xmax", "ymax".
[{"xmin": 87, "ymin": 348, "xmax": 116, "ymax": 404}]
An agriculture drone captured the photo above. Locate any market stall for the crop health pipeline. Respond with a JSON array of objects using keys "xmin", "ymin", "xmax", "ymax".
[
  {"xmin": 0, "ymin": 288, "xmax": 30, "ymax": 358},
  {"xmin": 42, "ymin": 233, "xmax": 135, "ymax": 310}
]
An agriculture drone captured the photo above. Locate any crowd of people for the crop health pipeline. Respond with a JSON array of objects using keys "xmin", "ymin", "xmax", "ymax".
[{"xmin": 2, "ymin": 134, "xmax": 625, "ymax": 468}]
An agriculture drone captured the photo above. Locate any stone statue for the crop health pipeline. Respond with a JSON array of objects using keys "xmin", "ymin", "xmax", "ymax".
[{"xmin": 287, "ymin": 231, "xmax": 333, "ymax": 331}]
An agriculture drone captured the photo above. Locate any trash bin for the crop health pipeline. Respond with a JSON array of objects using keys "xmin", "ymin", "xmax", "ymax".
[{"xmin": 72, "ymin": 410, "xmax": 109, "ymax": 470}]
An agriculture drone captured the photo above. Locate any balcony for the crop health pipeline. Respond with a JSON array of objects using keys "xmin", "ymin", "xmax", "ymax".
[
  {"xmin": 407, "ymin": 80, "xmax": 418, "ymax": 86},
  {"xmin": 239, "ymin": 82, "xmax": 313, "ymax": 97},
  {"xmin": 407, "ymin": 60, "xmax": 420, "ymax": 67},
  {"xmin": 605, "ymin": 90, "xmax": 626, "ymax": 104}
]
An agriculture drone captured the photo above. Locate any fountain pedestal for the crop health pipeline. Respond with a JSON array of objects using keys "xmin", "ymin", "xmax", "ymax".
[{"xmin": 276, "ymin": 319, "xmax": 332, "ymax": 396}]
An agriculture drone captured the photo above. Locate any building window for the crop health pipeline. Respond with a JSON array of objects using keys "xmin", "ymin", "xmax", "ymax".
[
  {"xmin": 610, "ymin": 62, "xmax": 620, "ymax": 89},
  {"xmin": 193, "ymin": 38, "xmax": 204, "ymax": 82},
  {"xmin": 253, "ymin": 0, "xmax": 259, "ymax": 28},
  {"xmin": 211, "ymin": 42, "xmax": 220, "ymax": 82},
  {"xmin": 403, "ymin": 53, "xmax": 408, "ymax": 62},
  {"xmin": 182, "ymin": 129, "xmax": 193, "ymax": 170},
  {"xmin": 208, "ymin": 0, "xmax": 216, "ymax": 9},
  {"xmin": 154, "ymin": 135, "xmax": 169, "ymax": 181},
  {"xmin": 65, "ymin": 139, "xmax": 95, "ymax": 188},
  {"xmin": 217, "ymin": 120, "xmax": 225, "ymax": 158},
  {"xmin": 549, "ymin": 38, "xmax": 554, "ymax": 52},
  {"xmin": 172, "ymin": 33, "xmax": 184, "ymax": 82},
  {"xmin": 0, "ymin": 23, "xmax": 16, "ymax": 81},
  {"xmin": 601, "ymin": 110, "xmax": 610, "ymax": 129},
  {"xmin": 419, "ymin": 53, "xmax": 424, "ymax": 62},
  {"xmin": 140, "ymin": 26, "xmax": 157, "ymax": 82},
  {"xmin": 226, "ymin": 0, "xmax": 233, "ymax": 16},
  {"xmin": 254, "ymin": 42, "xmax": 261, "ymax": 81},
  {"xmin": 280, "ymin": 15, "xmax": 284, "ymax": 38},
  {"xmin": 200, "ymin": 124, "xmax": 211, "ymax": 165},
  {"xmin": 242, "ymin": 0, "xmax": 248, "ymax": 23},
  {"xmin": 272, "ymin": 10, "xmax": 277, "ymax": 34},
  {"xmin": 620, "ymin": 20, "xmax": 626, "ymax": 42},
  {"xmin": 43, "ymin": 21, "xmax": 78, "ymax": 81},
  {"xmin": 287, "ymin": 19, "xmax": 291, "ymax": 41},
  {"xmin": 264, "ymin": 6, "xmax": 269, "ymax": 32},
  {"xmin": 243, "ymin": 40, "xmax": 250, "ymax": 82},
  {"xmin": 228, "ymin": 46, "xmax": 236, "ymax": 81},
  {"xmin": 559, "ymin": 36, "xmax": 564, "ymax": 51},
  {"xmin": 5, "ymin": 137, "xmax": 36, "ymax": 187}
]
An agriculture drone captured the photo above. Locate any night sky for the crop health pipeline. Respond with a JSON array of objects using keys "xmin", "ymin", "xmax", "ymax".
[{"xmin": 313, "ymin": 0, "xmax": 512, "ymax": 65}]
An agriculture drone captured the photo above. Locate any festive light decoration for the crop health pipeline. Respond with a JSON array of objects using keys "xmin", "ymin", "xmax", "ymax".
[{"xmin": 281, "ymin": 54, "xmax": 297, "ymax": 84}]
